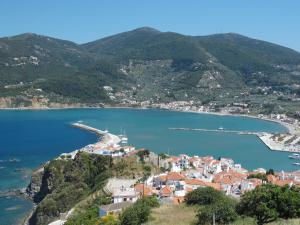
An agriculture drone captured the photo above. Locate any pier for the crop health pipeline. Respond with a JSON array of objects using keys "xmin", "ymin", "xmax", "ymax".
[
  {"xmin": 168, "ymin": 127, "xmax": 263, "ymax": 135},
  {"xmin": 169, "ymin": 127, "xmax": 300, "ymax": 153}
]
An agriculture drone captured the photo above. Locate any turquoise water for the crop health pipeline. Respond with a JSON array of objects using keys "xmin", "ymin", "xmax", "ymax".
[{"xmin": 0, "ymin": 108, "xmax": 296, "ymax": 224}]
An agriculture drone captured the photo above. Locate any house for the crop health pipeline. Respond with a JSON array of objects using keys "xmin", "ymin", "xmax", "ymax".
[
  {"xmin": 134, "ymin": 183, "xmax": 155, "ymax": 197},
  {"xmin": 184, "ymin": 179, "xmax": 221, "ymax": 191},
  {"xmin": 112, "ymin": 186, "xmax": 139, "ymax": 203},
  {"xmin": 160, "ymin": 185, "xmax": 173, "ymax": 197},
  {"xmin": 99, "ymin": 201, "xmax": 133, "ymax": 218}
]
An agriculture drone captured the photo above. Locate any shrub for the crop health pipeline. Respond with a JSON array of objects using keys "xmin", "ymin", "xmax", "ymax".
[
  {"xmin": 237, "ymin": 184, "xmax": 300, "ymax": 225},
  {"xmin": 185, "ymin": 187, "xmax": 224, "ymax": 205},
  {"xmin": 119, "ymin": 197, "xmax": 159, "ymax": 225},
  {"xmin": 197, "ymin": 198, "xmax": 238, "ymax": 225}
]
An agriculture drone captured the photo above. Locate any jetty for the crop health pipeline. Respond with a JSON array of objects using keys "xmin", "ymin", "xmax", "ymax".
[
  {"xmin": 60, "ymin": 123, "xmax": 122, "ymax": 158},
  {"xmin": 72, "ymin": 123, "xmax": 121, "ymax": 147},
  {"xmin": 169, "ymin": 127, "xmax": 300, "ymax": 153},
  {"xmin": 168, "ymin": 127, "xmax": 263, "ymax": 135}
]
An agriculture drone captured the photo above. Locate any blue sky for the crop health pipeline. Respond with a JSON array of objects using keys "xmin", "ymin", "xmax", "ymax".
[{"xmin": 1, "ymin": 0, "xmax": 299, "ymax": 51}]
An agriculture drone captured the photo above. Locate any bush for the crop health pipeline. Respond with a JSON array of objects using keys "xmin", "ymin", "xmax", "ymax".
[
  {"xmin": 197, "ymin": 198, "xmax": 238, "ymax": 225},
  {"xmin": 237, "ymin": 184, "xmax": 300, "ymax": 225},
  {"xmin": 185, "ymin": 187, "xmax": 238, "ymax": 225},
  {"xmin": 247, "ymin": 173, "xmax": 267, "ymax": 181},
  {"xmin": 185, "ymin": 187, "xmax": 224, "ymax": 205},
  {"xmin": 119, "ymin": 197, "xmax": 159, "ymax": 225}
]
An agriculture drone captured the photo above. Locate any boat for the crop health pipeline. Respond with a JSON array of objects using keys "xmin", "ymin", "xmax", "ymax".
[
  {"xmin": 119, "ymin": 128, "xmax": 128, "ymax": 144},
  {"xmin": 288, "ymin": 153, "xmax": 300, "ymax": 159},
  {"xmin": 8, "ymin": 158, "xmax": 20, "ymax": 163},
  {"xmin": 292, "ymin": 162, "xmax": 300, "ymax": 166},
  {"xmin": 218, "ymin": 126, "xmax": 224, "ymax": 130}
]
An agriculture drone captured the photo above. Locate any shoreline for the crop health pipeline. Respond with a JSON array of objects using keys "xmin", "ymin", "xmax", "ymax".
[
  {"xmin": 0, "ymin": 105, "xmax": 295, "ymax": 133},
  {"xmin": 1, "ymin": 105, "xmax": 299, "ymax": 154},
  {"xmin": 14, "ymin": 117, "xmax": 298, "ymax": 224}
]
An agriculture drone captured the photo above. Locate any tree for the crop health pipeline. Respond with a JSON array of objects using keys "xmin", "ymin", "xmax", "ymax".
[
  {"xmin": 197, "ymin": 198, "xmax": 238, "ymax": 225},
  {"xmin": 185, "ymin": 187, "xmax": 224, "ymax": 205},
  {"xmin": 186, "ymin": 187, "xmax": 238, "ymax": 225},
  {"xmin": 237, "ymin": 184, "xmax": 300, "ymax": 225},
  {"xmin": 119, "ymin": 197, "xmax": 159, "ymax": 225},
  {"xmin": 266, "ymin": 169, "xmax": 275, "ymax": 175},
  {"xmin": 137, "ymin": 149, "xmax": 150, "ymax": 162},
  {"xmin": 247, "ymin": 173, "xmax": 267, "ymax": 181}
]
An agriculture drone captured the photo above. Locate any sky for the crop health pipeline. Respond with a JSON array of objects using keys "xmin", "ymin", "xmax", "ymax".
[{"xmin": 0, "ymin": 0, "xmax": 299, "ymax": 51}]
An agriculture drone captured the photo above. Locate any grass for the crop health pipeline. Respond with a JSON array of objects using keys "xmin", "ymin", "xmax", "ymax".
[
  {"xmin": 143, "ymin": 204, "xmax": 197, "ymax": 225},
  {"xmin": 231, "ymin": 218, "xmax": 300, "ymax": 225},
  {"xmin": 144, "ymin": 204, "xmax": 300, "ymax": 225}
]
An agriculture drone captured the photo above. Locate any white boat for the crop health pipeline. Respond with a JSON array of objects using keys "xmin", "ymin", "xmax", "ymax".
[
  {"xmin": 119, "ymin": 128, "xmax": 128, "ymax": 144},
  {"xmin": 218, "ymin": 126, "xmax": 224, "ymax": 130},
  {"xmin": 292, "ymin": 162, "xmax": 300, "ymax": 166},
  {"xmin": 288, "ymin": 153, "xmax": 300, "ymax": 159}
]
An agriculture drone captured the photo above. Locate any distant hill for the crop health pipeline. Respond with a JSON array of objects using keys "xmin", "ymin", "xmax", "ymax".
[{"xmin": 1, "ymin": 27, "xmax": 300, "ymax": 109}]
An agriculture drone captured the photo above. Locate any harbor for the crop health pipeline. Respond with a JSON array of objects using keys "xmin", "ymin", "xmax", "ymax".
[
  {"xmin": 169, "ymin": 127, "xmax": 300, "ymax": 155},
  {"xmin": 65, "ymin": 123, "xmax": 133, "ymax": 158}
]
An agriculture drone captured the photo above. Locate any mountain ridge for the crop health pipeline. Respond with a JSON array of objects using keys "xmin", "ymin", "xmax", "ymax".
[{"xmin": 1, "ymin": 27, "xmax": 300, "ymax": 115}]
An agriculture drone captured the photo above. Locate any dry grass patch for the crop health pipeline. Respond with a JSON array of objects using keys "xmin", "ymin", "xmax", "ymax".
[{"xmin": 144, "ymin": 204, "xmax": 197, "ymax": 225}]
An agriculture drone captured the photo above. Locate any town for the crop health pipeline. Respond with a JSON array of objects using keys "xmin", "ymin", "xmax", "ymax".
[{"xmin": 58, "ymin": 123, "xmax": 300, "ymax": 221}]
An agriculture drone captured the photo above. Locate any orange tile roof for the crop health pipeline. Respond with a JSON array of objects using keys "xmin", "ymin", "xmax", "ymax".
[
  {"xmin": 205, "ymin": 182, "xmax": 222, "ymax": 191},
  {"xmin": 184, "ymin": 179, "xmax": 207, "ymax": 186},
  {"xmin": 166, "ymin": 172, "xmax": 186, "ymax": 181},
  {"xmin": 184, "ymin": 179, "xmax": 222, "ymax": 191},
  {"xmin": 214, "ymin": 170, "xmax": 247, "ymax": 185},
  {"xmin": 248, "ymin": 178, "xmax": 263, "ymax": 187},
  {"xmin": 267, "ymin": 174, "xmax": 277, "ymax": 183},
  {"xmin": 273, "ymin": 179, "xmax": 293, "ymax": 187},
  {"xmin": 158, "ymin": 175, "xmax": 167, "ymax": 182},
  {"xmin": 161, "ymin": 186, "xmax": 173, "ymax": 197},
  {"xmin": 134, "ymin": 184, "xmax": 153, "ymax": 196},
  {"xmin": 185, "ymin": 187, "xmax": 193, "ymax": 193}
]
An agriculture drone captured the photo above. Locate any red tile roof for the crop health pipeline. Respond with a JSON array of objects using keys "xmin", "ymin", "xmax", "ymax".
[
  {"xmin": 161, "ymin": 186, "xmax": 173, "ymax": 197},
  {"xmin": 166, "ymin": 172, "xmax": 186, "ymax": 181},
  {"xmin": 134, "ymin": 183, "xmax": 153, "ymax": 196}
]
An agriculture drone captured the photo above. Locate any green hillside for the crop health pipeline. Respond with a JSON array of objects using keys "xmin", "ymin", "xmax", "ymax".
[{"xmin": 1, "ymin": 27, "xmax": 300, "ymax": 112}]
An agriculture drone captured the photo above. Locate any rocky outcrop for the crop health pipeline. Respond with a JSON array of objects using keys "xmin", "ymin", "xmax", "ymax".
[{"xmin": 26, "ymin": 166, "xmax": 45, "ymax": 202}]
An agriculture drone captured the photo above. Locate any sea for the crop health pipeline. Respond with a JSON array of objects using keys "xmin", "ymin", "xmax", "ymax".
[{"xmin": 0, "ymin": 108, "xmax": 296, "ymax": 224}]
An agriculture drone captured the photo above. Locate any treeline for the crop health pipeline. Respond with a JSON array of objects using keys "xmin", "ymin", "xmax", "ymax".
[{"xmin": 185, "ymin": 185, "xmax": 300, "ymax": 225}]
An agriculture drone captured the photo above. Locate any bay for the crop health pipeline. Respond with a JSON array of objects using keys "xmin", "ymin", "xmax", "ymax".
[{"xmin": 0, "ymin": 108, "xmax": 295, "ymax": 224}]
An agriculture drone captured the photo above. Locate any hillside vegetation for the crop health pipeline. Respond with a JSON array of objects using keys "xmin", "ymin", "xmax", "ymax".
[{"xmin": 1, "ymin": 27, "xmax": 300, "ymax": 114}]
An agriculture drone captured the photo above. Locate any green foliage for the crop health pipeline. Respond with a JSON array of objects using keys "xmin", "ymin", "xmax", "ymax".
[
  {"xmin": 185, "ymin": 187, "xmax": 224, "ymax": 205},
  {"xmin": 185, "ymin": 187, "xmax": 238, "ymax": 225},
  {"xmin": 266, "ymin": 169, "xmax": 275, "ymax": 175},
  {"xmin": 197, "ymin": 197, "xmax": 238, "ymax": 225},
  {"xmin": 119, "ymin": 197, "xmax": 159, "ymax": 225},
  {"xmin": 137, "ymin": 149, "xmax": 150, "ymax": 162},
  {"xmin": 64, "ymin": 206, "xmax": 100, "ymax": 225},
  {"xmin": 247, "ymin": 173, "xmax": 268, "ymax": 181},
  {"xmin": 29, "ymin": 153, "xmax": 113, "ymax": 225},
  {"xmin": 64, "ymin": 195, "xmax": 111, "ymax": 225},
  {"xmin": 2, "ymin": 28, "xmax": 300, "ymax": 108},
  {"xmin": 237, "ymin": 184, "xmax": 300, "ymax": 225}
]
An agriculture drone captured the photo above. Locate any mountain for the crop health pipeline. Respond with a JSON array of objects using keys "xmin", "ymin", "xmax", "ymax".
[
  {"xmin": 1, "ymin": 27, "xmax": 300, "ymax": 111},
  {"xmin": 0, "ymin": 33, "xmax": 131, "ymax": 104}
]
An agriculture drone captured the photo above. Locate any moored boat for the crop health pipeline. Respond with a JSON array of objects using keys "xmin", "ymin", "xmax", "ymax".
[{"xmin": 288, "ymin": 153, "xmax": 300, "ymax": 159}]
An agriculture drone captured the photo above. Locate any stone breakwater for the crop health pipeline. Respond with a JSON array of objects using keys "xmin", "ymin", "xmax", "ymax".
[
  {"xmin": 71, "ymin": 123, "xmax": 121, "ymax": 147},
  {"xmin": 258, "ymin": 133, "xmax": 300, "ymax": 153},
  {"xmin": 63, "ymin": 123, "xmax": 121, "ymax": 158}
]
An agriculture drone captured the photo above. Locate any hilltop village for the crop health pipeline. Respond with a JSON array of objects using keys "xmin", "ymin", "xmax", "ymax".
[{"xmin": 45, "ymin": 123, "xmax": 300, "ymax": 225}]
